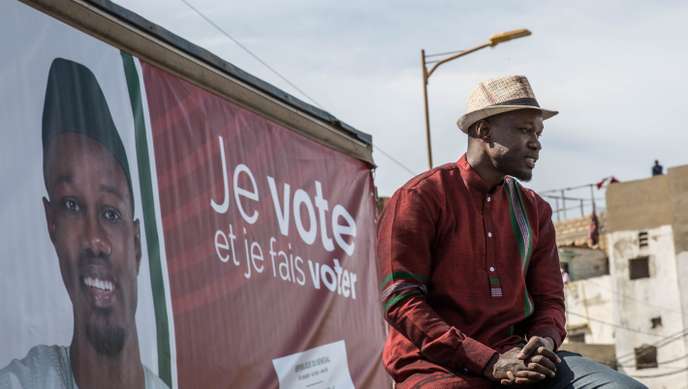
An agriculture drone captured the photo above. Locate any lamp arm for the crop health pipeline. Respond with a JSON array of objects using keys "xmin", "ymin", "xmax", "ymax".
[{"xmin": 426, "ymin": 42, "xmax": 491, "ymax": 79}]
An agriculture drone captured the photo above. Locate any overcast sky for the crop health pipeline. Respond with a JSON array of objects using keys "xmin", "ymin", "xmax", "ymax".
[{"xmin": 115, "ymin": 0, "xmax": 688, "ymax": 199}]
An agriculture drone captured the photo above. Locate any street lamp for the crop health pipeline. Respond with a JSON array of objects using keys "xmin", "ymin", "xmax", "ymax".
[{"xmin": 421, "ymin": 28, "xmax": 532, "ymax": 169}]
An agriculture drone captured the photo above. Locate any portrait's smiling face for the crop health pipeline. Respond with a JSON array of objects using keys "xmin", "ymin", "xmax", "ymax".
[{"xmin": 43, "ymin": 132, "xmax": 140, "ymax": 356}]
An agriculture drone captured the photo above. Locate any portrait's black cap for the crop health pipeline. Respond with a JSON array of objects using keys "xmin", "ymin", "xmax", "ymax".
[{"xmin": 42, "ymin": 57, "xmax": 134, "ymax": 208}]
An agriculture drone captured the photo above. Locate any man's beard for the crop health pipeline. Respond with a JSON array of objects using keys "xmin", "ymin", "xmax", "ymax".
[
  {"xmin": 494, "ymin": 155, "xmax": 533, "ymax": 182},
  {"xmin": 508, "ymin": 169, "xmax": 532, "ymax": 182},
  {"xmin": 85, "ymin": 309, "xmax": 126, "ymax": 357}
]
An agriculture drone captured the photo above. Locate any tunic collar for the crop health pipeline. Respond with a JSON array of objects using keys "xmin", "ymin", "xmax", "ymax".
[{"xmin": 457, "ymin": 154, "xmax": 504, "ymax": 194}]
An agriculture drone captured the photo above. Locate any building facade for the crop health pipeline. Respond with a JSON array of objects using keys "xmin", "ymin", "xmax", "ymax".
[
  {"xmin": 605, "ymin": 165, "xmax": 688, "ymax": 388},
  {"xmin": 555, "ymin": 214, "xmax": 617, "ymax": 367}
]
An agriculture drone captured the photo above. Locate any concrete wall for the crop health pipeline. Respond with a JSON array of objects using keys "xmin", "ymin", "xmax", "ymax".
[
  {"xmin": 605, "ymin": 165, "xmax": 688, "ymax": 388},
  {"xmin": 607, "ymin": 226, "xmax": 688, "ymax": 388},
  {"xmin": 668, "ymin": 165, "xmax": 688, "ymax": 253},
  {"xmin": 607, "ymin": 165, "xmax": 688, "ymax": 249},
  {"xmin": 669, "ymin": 166, "xmax": 688, "ymax": 389},
  {"xmin": 559, "ymin": 343, "xmax": 616, "ymax": 368},
  {"xmin": 606, "ymin": 176, "xmax": 672, "ymax": 233},
  {"xmin": 564, "ymin": 275, "xmax": 615, "ymax": 344},
  {"xmin": 559, "ymin": 247, "xmax": 609, "ymax": 281}
]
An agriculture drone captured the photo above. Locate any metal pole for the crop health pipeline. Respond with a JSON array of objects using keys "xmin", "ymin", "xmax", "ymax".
[
  {"xmin": 580, "ymin": 199, "xmax": 584, "ymax": 217},
  {"xmin": 421, "ymin": 49, "xmax": 433, "ymax": 169},
  {"xmin": 560, "ymin": 189, "xmax": 567, "ymax": 220},
  {"xmin": 555, "ymin": 197, "xmax": 560, "ymax": 222}
]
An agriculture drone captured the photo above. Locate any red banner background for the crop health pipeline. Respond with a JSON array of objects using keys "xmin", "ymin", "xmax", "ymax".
[{"xmin": 142, "ymin": 62, "xmax": 388, "ymax": 388}]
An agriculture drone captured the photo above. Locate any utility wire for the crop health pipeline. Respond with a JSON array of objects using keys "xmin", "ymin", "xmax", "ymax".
[
  {"xmin": 540, "ymin": 182, "xmax": 598, "ymax": 194},
  {"xmin": 566, "ymin": 310, "xmax": 688, "ymax": 372},
  {"xmin": 615, "ymin": 328, "xmax": 688, "ymax": 363},
  {"xmin": 373, "ymin": 145, "xmax": 416, "ymax": 176},
  {"xmin": 617, "ymin": 328, "xmax": 688, "ymax": 359},
  {"xmin": 425, "ymin": 49, "xmax": 465, "ymax": 58},
  {"xmin": 176, "ymin": 0, "xmax": 419, "ymax": 179},
  {"xmin": 567, "ymin": 292, "xmax": 688, "ymax": 365},
  {"xmin": 566, "ymin": 311, "xmax": 666, "ymax": 338},
  {"xmin": 613, "ymin": 329, "xmax": 688, "ymax": 371},
  {"xmin": 566, "ymin": 311, "xmax": 686, "ymax": 368},
  {"xmin": 631, "ymin": 366, "xmax": 688, "ymax": 379},
  {"xmin": 542, "ymin": 195, "xmax": 605, "ymax": 203},
  {"xmin": 617, "ymin": 334, "xmax": 688, "ymax": 364},
  {"xmin": 618, "ymin": 351, "xmax": 688, "ymax": 368},
  {"xmin": 652, "ymin": 352, "xmax": 688, "ymax": 366},
  {"xmin": 583, "ymin": 278, "xmax": 682, "ymax": 315},
  {"xmin": 178, "ymin": 0, "xmax": 325, "ymax": 110}
]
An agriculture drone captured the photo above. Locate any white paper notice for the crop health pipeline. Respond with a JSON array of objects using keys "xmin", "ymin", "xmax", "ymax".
[{"xmin": 272, "ymin": 340, "xmax": 355, "ymax": 389}]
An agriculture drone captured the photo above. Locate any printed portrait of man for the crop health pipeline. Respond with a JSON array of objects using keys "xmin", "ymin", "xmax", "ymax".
[{"xmin": 0, "ymin": 58, "xmax": 168, "ymax": 389}]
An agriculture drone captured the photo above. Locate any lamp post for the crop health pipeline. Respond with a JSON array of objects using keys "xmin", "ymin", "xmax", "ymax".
[{"xmin": 421, "ymin": 28, "xmax": 532, "ymax": 169}]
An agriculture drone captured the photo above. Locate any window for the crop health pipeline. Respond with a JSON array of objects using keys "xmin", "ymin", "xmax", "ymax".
[
  {"xmin": 568, "ymin": 333, "xmax": 585, "ymax": 343},
  {"xmin": 651, "ymin": 316, "xmax": 662, "ymax": 329},
  {"xmin": 638, "ymin": 231, "xmax": 649, "ymax": 248},
  {"xmin": 635, "ymin": 345, "xmax": 658, "ymax": 369},
  {"xmin": 566, "ymin": 324, "xmax": 587, "ymax": 343},
  {"xmin": 593, "ymin": 258, "xmax": 611, "ymax": 276},
  {"xmin": 629, "ymin": 256, "xmax": 650, "ymax": 280}
]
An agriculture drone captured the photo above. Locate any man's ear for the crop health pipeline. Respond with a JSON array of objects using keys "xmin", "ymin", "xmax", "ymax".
[
  {"xmin": 134, "ymin": 219, "xmax": 141, "ymax": 274},
  {"xmin": 43, "ymin": 197, "xmax": 56, "ymax": 243},
  {"xmin": 474, "ymin": 120, "xmax": 493, "ymax": 145}
]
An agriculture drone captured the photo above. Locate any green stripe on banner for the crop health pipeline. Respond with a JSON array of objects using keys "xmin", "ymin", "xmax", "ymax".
[
  {"xmin": 384, "ymin": 290, "xmax": 422, "ymax": 312},
  {"xmin": 381, "ymin": 271, "xmax": 428, "ymax": 290},
  {"xmin": 121, "ymin": 52, "xmax": 172, "ymax": 386},
  {"xmin": 489, "ymin": 276, "xmax": 501, "ymax": 287}
]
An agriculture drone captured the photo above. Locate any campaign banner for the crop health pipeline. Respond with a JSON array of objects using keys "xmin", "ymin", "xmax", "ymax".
[{"xmin": 0, "ymin": 1, "xmax": 388, "ymax": 388}]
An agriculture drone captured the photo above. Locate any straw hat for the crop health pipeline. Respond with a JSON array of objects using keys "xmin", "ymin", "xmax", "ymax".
[{"xmin": 456, "ymin": 75, "xmax": 558, "ymax": 133}]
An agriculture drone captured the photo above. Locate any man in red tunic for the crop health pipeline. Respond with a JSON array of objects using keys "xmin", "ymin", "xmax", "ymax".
[{"xmin": 378, "ymin": 75, "xmax": 646, "ymax": 388}]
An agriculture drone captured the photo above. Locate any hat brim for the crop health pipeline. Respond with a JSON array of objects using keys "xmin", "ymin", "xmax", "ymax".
[{"xmin": 457, "ymin": 105, "xmax": 558, "ymax": 133}]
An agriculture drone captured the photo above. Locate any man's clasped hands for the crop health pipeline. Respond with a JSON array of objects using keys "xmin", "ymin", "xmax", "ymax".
[{"xmin": 484, "ymin": 336, "xmax": 562, "ymax": 386}]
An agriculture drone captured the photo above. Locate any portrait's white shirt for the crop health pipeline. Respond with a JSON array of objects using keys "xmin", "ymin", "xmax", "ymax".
[{"xmin": 0, "ymin": 345, "xmax": 168, "ymax": 389}]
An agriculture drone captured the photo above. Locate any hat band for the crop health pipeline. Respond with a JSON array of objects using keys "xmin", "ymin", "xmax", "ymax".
[{"xmin": 493, "ymin": 97, "xmax": 540, "ymax": 107}]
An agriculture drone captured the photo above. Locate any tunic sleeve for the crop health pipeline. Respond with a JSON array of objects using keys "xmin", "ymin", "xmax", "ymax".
[{"xmin": 378, "ymin": 188, "xmax": 498, "ymax": 375}]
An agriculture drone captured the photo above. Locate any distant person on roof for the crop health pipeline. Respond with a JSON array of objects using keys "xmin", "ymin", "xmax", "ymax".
[{"xmin": 652, "ymin": 159, "xmax": 663, "ymax": 176}]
